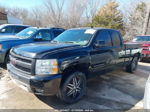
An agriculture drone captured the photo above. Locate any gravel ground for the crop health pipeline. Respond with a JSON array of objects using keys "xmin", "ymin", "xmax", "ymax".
[{"xmin": 0, "ymin": 68, "xmax": 10, "ymax": 81}]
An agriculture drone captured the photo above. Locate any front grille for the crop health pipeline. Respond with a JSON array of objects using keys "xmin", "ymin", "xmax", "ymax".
[{"xmin": 10, "ymin": 52, "xmax": 34, "ymax": 75}]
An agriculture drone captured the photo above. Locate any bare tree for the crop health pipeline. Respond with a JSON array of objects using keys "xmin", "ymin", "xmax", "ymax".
[
  {"xmin": 124, "ymin": 1, "xmax": 147, "ymax": 40},
  {"xmin": 142, "ymin": 2, "xmax": 150, "ymax": 35},
  {"xmin": 44, "ymin": 0, "xmax": 66, "ymax": 27},
  {"xmin": 31, "ymin": 7, "xmax": 43, "ymax": 27},
  {"xmin": 85, "ymin": 0, "xmax": 108, "ymax": 23},
  {"xmin": 65, "ymin": 0, "xmax": 87, "ymax": 28},
  {"xmin": 7, "ymin": 8, "xmax": 28, "ymax": 19}
]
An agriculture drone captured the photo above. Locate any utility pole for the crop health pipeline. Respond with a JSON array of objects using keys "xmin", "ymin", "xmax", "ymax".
[{"xmin": 142, "ymin": 4, "xmax": 150, "ymax": 35}]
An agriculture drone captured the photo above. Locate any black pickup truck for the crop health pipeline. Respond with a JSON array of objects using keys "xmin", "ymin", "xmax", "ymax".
[{"xmin": 8, "ymin": 28, "xmax": 141, "ymax": 103}]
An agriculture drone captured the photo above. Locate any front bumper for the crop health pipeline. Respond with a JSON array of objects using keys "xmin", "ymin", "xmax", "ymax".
[
  {"xmin": 7, "ymin": 64, "xmax": 62, "ymax": 96},
  {"xmin": 0, "ymin": 50, "xmax": 7, "ymax": 63}
]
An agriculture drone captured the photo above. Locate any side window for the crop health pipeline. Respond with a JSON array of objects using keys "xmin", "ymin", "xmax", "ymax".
[
  {"xmin": 0, "ymin": 26, "xmax": 14, "ymax": 33},
  {"xmin": 36, "ymin": 30, "xmax": 52, "ymax": 41},
  {"xmin": 95, "ymin": 30, "xmax": 112, "ymax": 46},
  {"xmin": 53, "ymin": 30, "xmax": 63, "ymax": 38},
  {"xmin": 15, "ymin": 26, "xmax": 27, "ymax": 33},
  {"xmin": 110, "ymin": 31, "xmax": 121, "ymax": 47}
]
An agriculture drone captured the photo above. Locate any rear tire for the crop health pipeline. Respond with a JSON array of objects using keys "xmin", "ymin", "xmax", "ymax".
[
  {"xmin": 126, "ymin": 57, "xmax": 138, "ymax": 73},
  {"xmin": 58, "ymin": 71, "xmax": 86, "ymax": 104}
]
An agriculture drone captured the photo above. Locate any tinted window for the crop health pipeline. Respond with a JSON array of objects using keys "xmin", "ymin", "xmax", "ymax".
[
  {"xmin": 0, "ymin": 26, "xmax": 15, "ymax": 33},
  {"xmin": 95, "ymin": 30, "xmax": 112, "ymax": 46},
  {"xmin": 16, "ymin": 27, "xmax": 38, "ymax": 39},
  {"xmin": 53, "ymin": 30, "xmax": 64, "ymax": 37},
  {"xmin": 36, "ymin": 30, "xmax": 52, "ymax": 41},
  {"xmin": 15, "ymin": 26, "xmax": 27, "ymax": 33},
  {"xmin": 110, "ymin": 31, "xmax": 121, "ymax": 46}
]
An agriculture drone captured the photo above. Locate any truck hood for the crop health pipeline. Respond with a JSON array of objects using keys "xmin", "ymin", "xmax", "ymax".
[
  {"xmin": 0, "ymin": 35, "xmax": 20, "ymax": 42},
  {"xmin": 13, "ymin": 42, "xmax": 81, "ymax": 58}
]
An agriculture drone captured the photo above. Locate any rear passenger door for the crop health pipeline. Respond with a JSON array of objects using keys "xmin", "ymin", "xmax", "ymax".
[
  {"xmin": 90, "ymin": 30, "xmax": 116, "ymax": 73},
  {"xmin": 109, "ymin": 30, "xmax": 124, "ymax": 66}
]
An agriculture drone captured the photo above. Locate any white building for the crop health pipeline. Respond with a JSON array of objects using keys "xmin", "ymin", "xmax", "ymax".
[{"xmin": 0, "ymin": 12, "xmax": 23, "ymax": 25}]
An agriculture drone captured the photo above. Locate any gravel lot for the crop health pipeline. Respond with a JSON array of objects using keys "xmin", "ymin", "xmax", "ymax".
[{"xmin": 0, "ymin": 62, "xmax": 149, "ymax": 111}]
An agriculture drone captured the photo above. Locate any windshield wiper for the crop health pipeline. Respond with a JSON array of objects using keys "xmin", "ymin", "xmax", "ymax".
[
  {"xmin": 63, "ymin": 41, "xmax": 76, "ymax": 44},
  {"xmin": 18, "ymin": 36, "xmax": 28, "ymax": 39},
  {"xmin": 51, "ymin": 40, "xmax": 59, "ymax": 43}
]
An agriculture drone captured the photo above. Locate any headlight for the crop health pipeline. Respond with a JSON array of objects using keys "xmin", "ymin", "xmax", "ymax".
[
  {"xmin": 35, "ymin": 59, "xmax": 58, "ymax": 75},
  {"xmin": 0, "ymin": 44, "xmax": 3, "ymax": 50},
  {"xmin": 149, "ymin": 47, "xmax": 150, "ymax": 51}
]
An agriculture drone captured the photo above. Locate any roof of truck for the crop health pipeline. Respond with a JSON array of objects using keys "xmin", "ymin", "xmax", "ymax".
[
  {"xmin": 70, "ymin": 27, "xmax": 119, "ymax": 31},
  {"xmin": 31, "ymin": 27, "xmax": 65, "ymax": 30}
]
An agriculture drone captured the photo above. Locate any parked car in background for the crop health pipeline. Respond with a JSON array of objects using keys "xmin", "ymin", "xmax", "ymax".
[
  {"xmin": 0, "ymin": 24, "xmax": 30, "ymax": 36},
  {"xmin": 0, "ymin": 27, "xmax": 65, "ymax": 65},
  {"xmin": 132, "ymin": 36, "xmax": 150, "ymax": 60},
  {"xmin": 8, "ymin": 28, "xmax": 141, "ymax": 103}
]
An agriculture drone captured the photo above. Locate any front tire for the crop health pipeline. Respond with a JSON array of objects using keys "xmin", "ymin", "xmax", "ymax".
[
  {"xmin": 4, "ymin": 53, "xmax": 10, "ymax": 68},
  {"xmin": 126, "ymin": 57, "xmax": 138, "ymax": 73},
  {"xmin": 58, "ymin": 72, "xmax": 86, "ymax": 104}
]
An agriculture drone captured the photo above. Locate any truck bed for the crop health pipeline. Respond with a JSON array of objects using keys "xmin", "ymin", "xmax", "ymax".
[
  {"xmin": 124, "ymin": 42, "xmax": 141, "ymax": 49},
  {"xmin": 123, "ymin": 42, "xmax": 142, "ymax": 56}
]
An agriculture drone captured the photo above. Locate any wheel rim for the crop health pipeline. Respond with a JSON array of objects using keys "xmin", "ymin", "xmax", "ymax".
[{"xmin": 66, "ymin": 76, "xmax": 83, "ymax": 99}]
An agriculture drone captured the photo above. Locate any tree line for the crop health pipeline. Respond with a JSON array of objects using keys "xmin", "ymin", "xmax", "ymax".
[{"xmin": 0, "ymin": 0, "xmax": 149, "ymax": 40}]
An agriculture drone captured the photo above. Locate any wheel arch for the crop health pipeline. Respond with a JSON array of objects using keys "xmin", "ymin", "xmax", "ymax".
[
  {"xmin": 60, "ymin": 63, "xmax": 89, "ymax": 87},
  {"xmin": 4, "ymin": 49, "xmax": 11, "ymax": 62},
  {"xmin": 133, "ymin": 52, "xmax": 141, "ymax": 60}
]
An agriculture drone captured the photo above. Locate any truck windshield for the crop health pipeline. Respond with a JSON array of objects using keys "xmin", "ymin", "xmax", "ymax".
[
  {"xmin": 133, "ymin": 36, "xmax": 150, "ymax": 42},
  {"xmin": 52, "ymin": 29, "xmax": 96, "ymax": 45},
  {"xmin": 16, "ymin": 27, "xmax": 37, "ymax": 39}
]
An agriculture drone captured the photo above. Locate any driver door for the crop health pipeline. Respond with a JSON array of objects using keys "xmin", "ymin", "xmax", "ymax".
[{"xmin": 90, "ymin": 30, "xmax": 115, "ymax": 73}]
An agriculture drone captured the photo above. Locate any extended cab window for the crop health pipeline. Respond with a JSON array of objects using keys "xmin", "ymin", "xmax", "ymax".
[
  {"xmin": 36, "ymin": 30, "xmax": 52, "ymax": 41},
  {"xmin": 110, "ymin": 31, "xmax": 122, "ymax": 47},
  {"xmin": 96, "ymin": 30, "xmax": 112, "ymax": 46}
]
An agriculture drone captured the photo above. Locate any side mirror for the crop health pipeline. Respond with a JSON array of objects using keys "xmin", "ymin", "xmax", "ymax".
[{"xmin": 94, "ymin": 40, "xmax": 105, "ymax": 48}]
